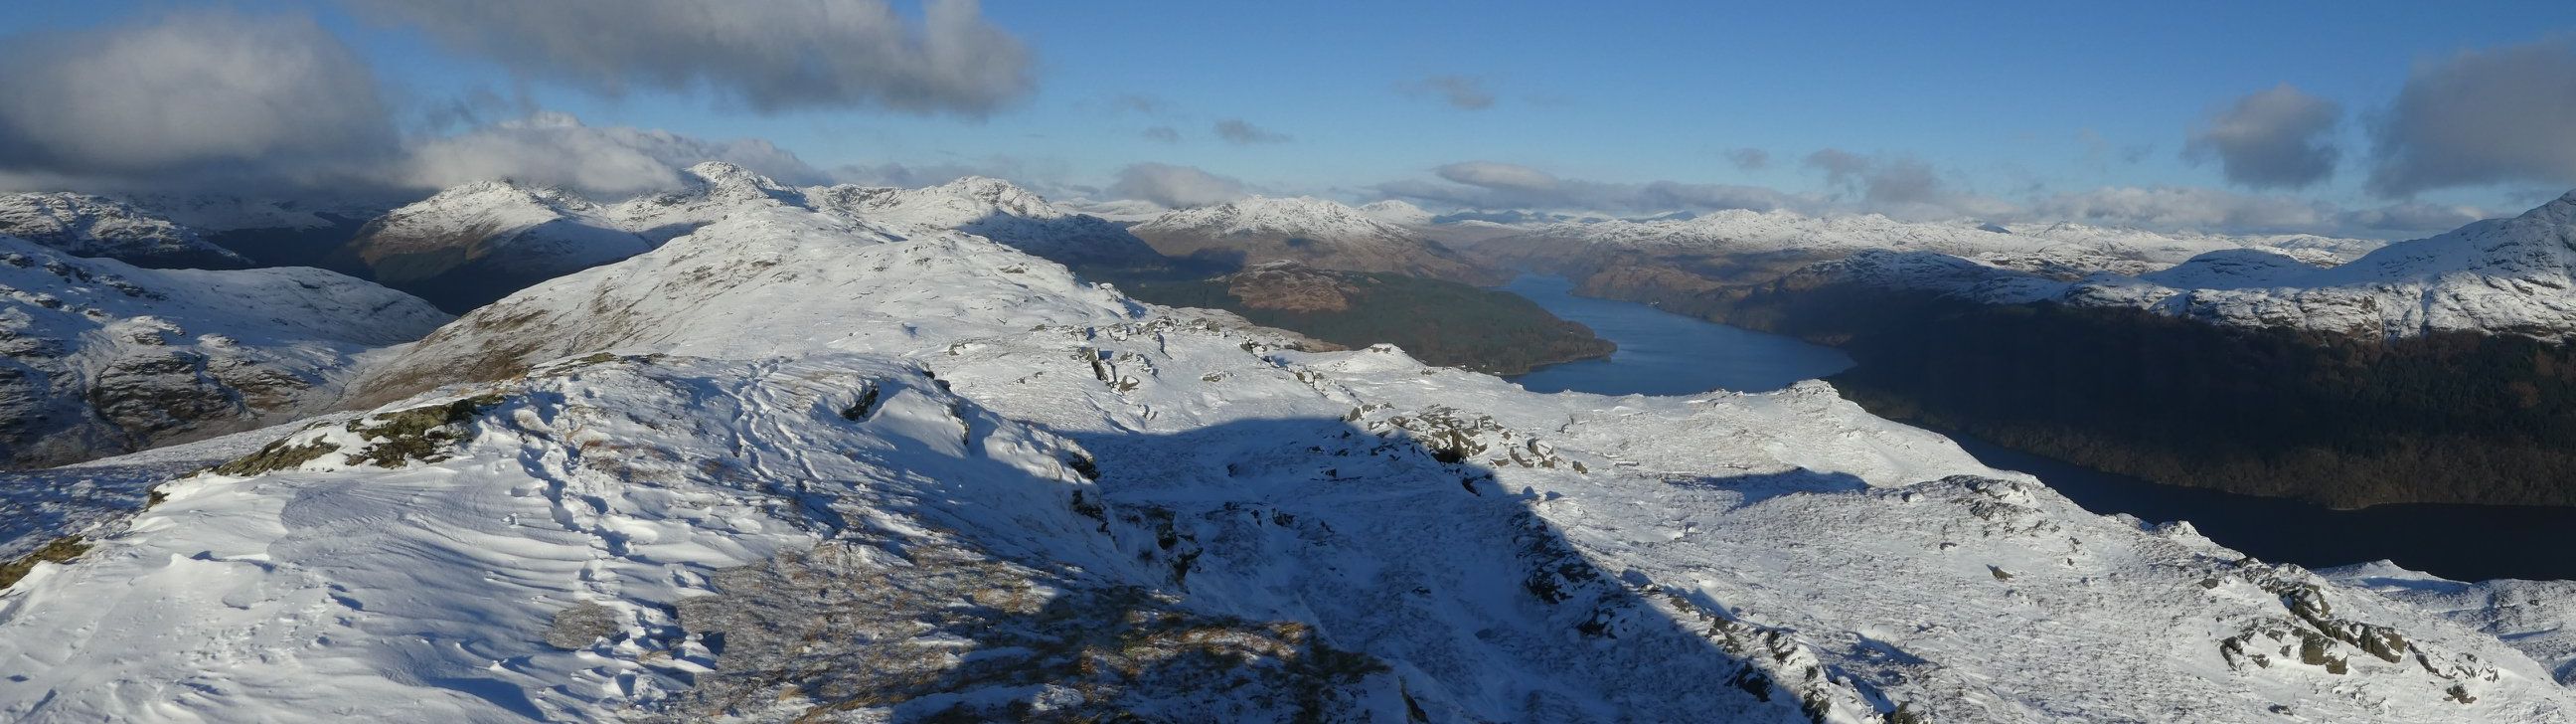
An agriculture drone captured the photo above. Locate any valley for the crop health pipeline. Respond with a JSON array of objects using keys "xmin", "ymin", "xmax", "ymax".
[{"xmin": 1491, "ymin": 274, "xmax": 2576, "ymax": 582}]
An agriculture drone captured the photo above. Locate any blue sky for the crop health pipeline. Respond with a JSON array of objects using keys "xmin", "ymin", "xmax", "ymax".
[{"xmin": 4, "ymin": 1, "xmax": 2573, "ymax": 234}]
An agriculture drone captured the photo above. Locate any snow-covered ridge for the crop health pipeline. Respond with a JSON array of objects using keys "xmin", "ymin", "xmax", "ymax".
[
  {"xmin": 1130, "ymin": 196, "xmax": 1501, "ymax": 283},
  {"xmin": 804, "ymin": 175, "xmax": 1167, "ymax": 269},
  {"xmin": 1481, "ymin": 206, "xmax": 2385, "ymax": 275},
  {"xmin": 0, "ymin": 235, "xmax": 448, "ymax": 467},
  {"xmin": 1815, "ymin": 190, "xmax": 2576, "ymax": 340},
  {"xmin": 343, "ymin": 163, "xmax": 1164, "ymax": 311},
  {"xmin": 0, "ymin": 193, "xmax": 253, "ymax": 269}
]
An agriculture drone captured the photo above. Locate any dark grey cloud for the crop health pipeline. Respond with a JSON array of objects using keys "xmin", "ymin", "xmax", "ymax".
[
  {"xmin": 2368, "ymin": 36, "xmax": 2576, "ymax": 196},
  {"xmin": 2182, "ymin": 84, "xmax": 2341, "ymax": 189},
  {"xmin": 1213, "ymin": 119, "xmax": 1291, "ymax": 145},
  {"xmin": 1400, "ymin": 75, "xmax": 1497, "ymax": 110},
  {"xmin": 1381, "ymin": 161, "xmax": 1806, "ymax": 215},
  {"xmin": 340, "ymin": 0, "xmax": 1034, "ymax": 115},
  {"xmin": 1142, "ymin": 125, "xmax": 1182, "ymax": 143},
  {"xmin": 0, "ymin": 10, "xmax": 401, "ymax": 191},
  {"xmin": 1107, "ymin": 163, "xmax": 1248, "ymax": 208},
  {"xmin": 1726, "ymin": 148, "xmax": 1770, "ymax": 171}
]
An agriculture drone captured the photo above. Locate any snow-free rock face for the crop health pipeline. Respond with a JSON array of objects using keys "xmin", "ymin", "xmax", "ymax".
[
  {"xmin": 0, "ymin": 236, "xmax": 449, "ymax": 468},
  {"xmin": 1131, "ymin": 196, "xmax": 1504, "ymax": 283},
  {"xmin": 0, "ymin": 193, "xmax": 253, "ymax": 269}
]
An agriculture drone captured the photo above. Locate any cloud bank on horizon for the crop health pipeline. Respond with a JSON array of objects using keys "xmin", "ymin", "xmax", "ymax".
[{"xmin": 0, "ymin": 3, "xmax": 2567, "ymax": 239}]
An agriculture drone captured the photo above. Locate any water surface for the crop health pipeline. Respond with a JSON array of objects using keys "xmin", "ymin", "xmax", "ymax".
[{"xmin": 1502, "ymin": 275, "xmax": 1852, "ymax": 395}]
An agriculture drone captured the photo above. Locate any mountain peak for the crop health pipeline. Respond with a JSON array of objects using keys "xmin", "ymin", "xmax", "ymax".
[{"xmin": 681, "ymin": 161, "xmax": 790, "ymax": 200}]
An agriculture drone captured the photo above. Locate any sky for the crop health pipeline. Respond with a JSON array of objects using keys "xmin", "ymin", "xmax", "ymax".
[{"xmin": 2, "ymin": 0, "xmax": 2573, "ymax": 238}]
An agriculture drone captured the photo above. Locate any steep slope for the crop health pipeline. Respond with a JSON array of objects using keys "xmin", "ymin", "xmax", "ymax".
[
  {"xmin": 1130, "ymin": 197, "xmax": 1503, "ymax": 284},
  {"xmin": 0, "ymin": 236, "xmax": 449, "ymax": 468},
  {"xmin": 339, "ymin": 181, "xmax": 648, "ymax": 312},
  {"xmin": 0, "ymin": 193, "xmax": 253, "ymax": 269},
  {"xmin": 116, "ymin": 193, "xmax": 403, "ymax": 271},
  {"xmin": 805, "ymin": 175, "xmax": 1168, "ymax": 271}
]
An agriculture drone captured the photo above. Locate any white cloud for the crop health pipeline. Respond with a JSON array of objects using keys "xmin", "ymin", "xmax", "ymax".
[
  {"xmin": 1107, "ymin": 163, "xmax": 1248, "ymax": 208},
  {"xmin": 398, "ymin": 112, "xmax": 832, "ymax": 197},
  {"xmin": 1382, "ymin": 161, "xmax": 1808, "ymax": 215}
]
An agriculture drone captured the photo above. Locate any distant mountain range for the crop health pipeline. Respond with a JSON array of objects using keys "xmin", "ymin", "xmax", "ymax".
[{"xmin": 1129, "ymin": 196, "xmax": 1505, "ymax": 284}]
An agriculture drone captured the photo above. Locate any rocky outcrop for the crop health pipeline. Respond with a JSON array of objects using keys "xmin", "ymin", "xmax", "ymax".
[
  {"xmin": 0, "ymin": 237, "xmax": 448, "ymax": 467},
  {"xmin": 0, "ymin": 193, "xmax": 252, "ymax": 269}
]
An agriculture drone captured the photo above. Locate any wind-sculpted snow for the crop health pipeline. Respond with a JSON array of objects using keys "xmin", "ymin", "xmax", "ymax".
[
  {"xmin": 0, "ymin": 236, "xmax": 449, "ymax": 467},
  {"xmin": 6, "ymin": 197, "xmax": 2572, "ymax": 721},
  {"xmin": 0, "ymin": 193, "xmax": 254, "ymax": 269}
]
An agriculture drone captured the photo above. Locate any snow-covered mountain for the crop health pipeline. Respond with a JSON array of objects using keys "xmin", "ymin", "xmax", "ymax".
[
  {"xmin": 0, "ymin": 193, "xmax": 254, "ymax": 269},
  {"xmin": 338, "ymin": 181, "xmax": 653, "ymax": 311},
  {"xmin": 1356, "ymin": 199, "xmax": 1434, "ymax": 226},
  {"xmin": 341, "ymin": 163, "xmax": 1167, "ymax": 311},
  {"xmin": 806, "ymin": 176, "xmax": 1168, "ymax": 270},
  {"xmin": 0, "ymin": 235, "xmax": 448, "ymax": 468},
  {"xmin": 1809, "ymin": 190, "xmax": 2576, "ymax": 340},
  {"xmin": 2, "ymin": 193, "xmax": 2564, "ymax": 721},
  {"xmin": 1478, "ymin": 208, "xmax": 2384, "ymax": 278},
  {"xmin": 1131, "ymin": 196, "xmax": 1504, "ymax": 283}
]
